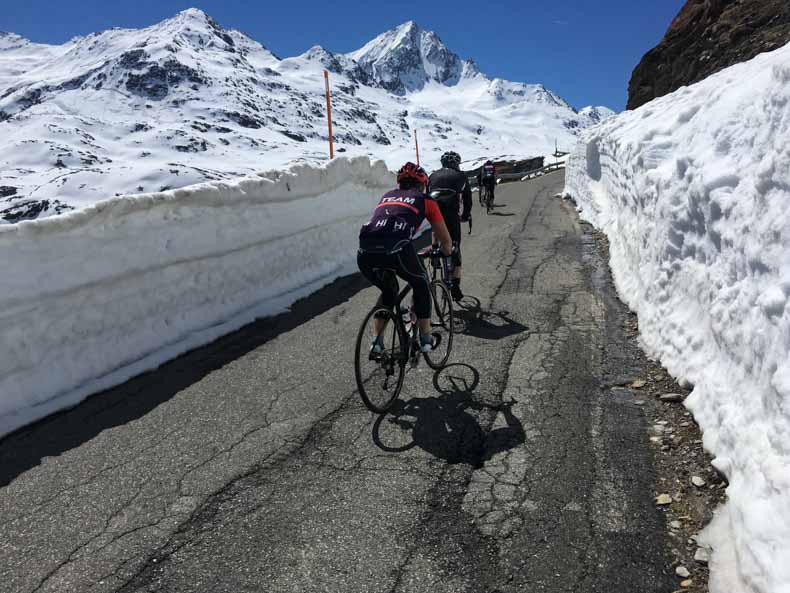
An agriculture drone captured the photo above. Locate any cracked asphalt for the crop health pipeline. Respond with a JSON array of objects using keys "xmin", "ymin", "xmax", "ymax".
[{"xmin": 0, "ymin": 171, "xmax": 676, "ymax": 593}]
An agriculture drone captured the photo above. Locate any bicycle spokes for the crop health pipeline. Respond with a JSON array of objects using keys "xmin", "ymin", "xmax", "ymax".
[
  {"xmin": 355, "ymin": 307, "xmax": 406, "ymax": 413},
  {"xmin": 424, "ymin": 281, "xmax": 454, "ymax": 369}
]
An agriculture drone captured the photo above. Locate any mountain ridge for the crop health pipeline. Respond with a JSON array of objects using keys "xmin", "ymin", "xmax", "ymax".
[{"xmin": 0, "ymin": 8, "xmax": 612, "ymax": 222}]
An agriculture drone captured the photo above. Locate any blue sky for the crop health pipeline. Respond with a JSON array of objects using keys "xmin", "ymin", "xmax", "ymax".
[{"xmin": 2, "ymin": 0, "xmax": 686, "ymax": 111}]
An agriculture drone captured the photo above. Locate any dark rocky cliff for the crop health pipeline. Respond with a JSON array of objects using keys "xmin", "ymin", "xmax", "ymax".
[{"xmin": 627, "ymin": 0, "xmax": 790, "ymax": 110}]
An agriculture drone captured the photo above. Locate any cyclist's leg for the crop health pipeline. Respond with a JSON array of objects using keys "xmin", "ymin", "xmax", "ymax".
[
  {"xmin": 450, "ymin": 218, "xmax": 462, "ymax": 279},
  {"xmin": 394, "ymin": 245, "xmax": 432, "ymax": 342},
  {"xmin": 358, "ymin": 251, "xmax": 399, "ymax": 336},
  {"xmin": 446, "ymin": 218, "xmax": 464, "ymax": 299}
]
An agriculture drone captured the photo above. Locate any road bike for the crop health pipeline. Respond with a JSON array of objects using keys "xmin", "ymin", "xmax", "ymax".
[
  {"xmin": 354, "ymin": 247, "xmax": 455, "ymax": 413},
  {"xmin": 482, "ymin": 183, "xmax": 494, "ymax": 214}
]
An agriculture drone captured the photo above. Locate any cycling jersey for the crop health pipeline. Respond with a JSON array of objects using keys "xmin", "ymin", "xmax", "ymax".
[
  {"xmin": 428, "ymin": 168, "xmax": 472, "ymax": 239},
  {"xmin": 359, "ymin": 188, "xmax": 443, "ymax": 252},
  {"xmin": 428, "ymin": 168, "xmax": 472, "ymax": 267}
]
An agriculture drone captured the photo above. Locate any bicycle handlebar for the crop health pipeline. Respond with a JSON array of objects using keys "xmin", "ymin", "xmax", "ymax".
[
  {"xmin": 417, "ymin": 247, "xmax": 444, "ymax": 259},
  {"xmin": 418, "ymin": 246, "xmax": 454, "ymax": 280}
]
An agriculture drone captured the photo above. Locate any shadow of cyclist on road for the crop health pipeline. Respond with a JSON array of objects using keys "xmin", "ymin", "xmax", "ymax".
[
  {"xmin": 453, "ymin": 296, "xmax": 528, "ymax": 341},
  {"xmin": 372, "ymin": 364, "xmax": 526, "ymax": 467},
  {"xmin": 487, "ymin": 203, "xmax": 515, "ymax": 217}
]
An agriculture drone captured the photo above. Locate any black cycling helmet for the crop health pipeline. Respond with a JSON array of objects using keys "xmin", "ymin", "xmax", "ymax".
[
  {"xmin": 440, "ymin": 151, "xmax": 461, "ymax": 170},
  {"xmin": 485, "ymin": 159, "xmax": 493, "ymax": 165}
]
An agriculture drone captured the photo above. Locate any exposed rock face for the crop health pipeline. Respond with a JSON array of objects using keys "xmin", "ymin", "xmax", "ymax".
[
  {"xmin": 627, "ymin": 0, "xmax": 790, "ymax": 110},
  {"xmin": 347, "ymin": 21, "xmax": 470, "ymax": 94}
]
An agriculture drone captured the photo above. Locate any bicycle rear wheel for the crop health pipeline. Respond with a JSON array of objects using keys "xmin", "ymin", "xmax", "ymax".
[
  {"xmin": 424, "ymin": 280, "xmax": 454, "ymax": 369},
  {"xmin": 354, "ymin": 307, "xmax": 407, "ymax": 413}
]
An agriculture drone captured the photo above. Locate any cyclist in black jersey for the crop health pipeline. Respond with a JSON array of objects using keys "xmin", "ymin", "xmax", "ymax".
[
  {"xmin": 428, "ymin": 151, "xmax": 473, "ymax": 301},
  {"xmin": 358, "ymin": 162, "xmax": 453, "ymax": 353},
  {"xmin": 481, "ymin": 160, "xmax": 497, "ymax": 206}
]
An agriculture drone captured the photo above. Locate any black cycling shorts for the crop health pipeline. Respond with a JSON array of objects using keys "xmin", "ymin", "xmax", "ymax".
[{"xmin": 357, "ymin": 242, "xmax": 432, "ymax": 319}]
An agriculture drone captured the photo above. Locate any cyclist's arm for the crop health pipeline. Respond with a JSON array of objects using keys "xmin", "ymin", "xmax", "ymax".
[{"xmin": 425, "ymin": 199, "xmax": 452, "ymax": 256}]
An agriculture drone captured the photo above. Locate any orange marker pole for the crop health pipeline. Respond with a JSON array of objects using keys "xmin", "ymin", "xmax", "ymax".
[
  {"xmin": 414, "ymin": 129, "xmax": 420, "ymax": 166},
  {"xmin": 324, "ymin": 70, "xmax": 334, "ymax": 160}
]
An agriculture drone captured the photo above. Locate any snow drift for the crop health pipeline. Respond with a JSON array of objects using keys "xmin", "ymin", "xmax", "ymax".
[
  {"xmin": 565, "ymin": 42, "xmax": 790, "ymax": 593},
  {"xmin": 0, "ymin": 156, "xmax": 391, "ymax": 437}
]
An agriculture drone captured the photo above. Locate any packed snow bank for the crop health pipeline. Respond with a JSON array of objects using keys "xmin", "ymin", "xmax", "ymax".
[
  {"xmin": 565, "ymin": 42, "xmax": 790, "ymax": 593},
  {"xmin": 0, "ymin": 156, "xmax": 391, "ymax": 437}
]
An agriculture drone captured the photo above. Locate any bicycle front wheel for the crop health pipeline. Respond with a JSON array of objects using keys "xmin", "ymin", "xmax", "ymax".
[
  {"xmin": 354, "ymin": 307, "xmax": 407, "ymax": 413},
  {"xmin": 424, "ymin": 280, "xmax": 454, "ymax": 369}
]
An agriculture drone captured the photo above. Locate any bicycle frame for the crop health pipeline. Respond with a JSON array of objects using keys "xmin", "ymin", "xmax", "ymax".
[
  {"xmin": 423, "ymin": 248, "xmax": 452, "ymax": 284},
  {"xmin": 394, "ymin": 248, "xmax": 452, "ymax": 362}
]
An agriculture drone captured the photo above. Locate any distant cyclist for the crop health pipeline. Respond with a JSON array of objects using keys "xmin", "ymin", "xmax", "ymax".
[
  {"xmin": 428, "ymin": 151, "xmax": 473, "ymax": 301},
  {"xmin": 358, "ymin": 162, "xmax": 453, "ymax": 354},
  {"xmin": 481, "ymin": 159, "xmax": 497, "ymax": 205}
]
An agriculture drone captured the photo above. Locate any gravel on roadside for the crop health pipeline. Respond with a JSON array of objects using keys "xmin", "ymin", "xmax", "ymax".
[{"xmin": 593, "ymin": 228, "xmax": 727, "ymax": 593}]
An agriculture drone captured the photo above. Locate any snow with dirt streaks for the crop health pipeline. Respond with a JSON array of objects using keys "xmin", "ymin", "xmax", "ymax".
[
  {"xmin": 565, "ymin": 42, "xmax": 790, "ymax": 593},
  {"xmin": 0, "ymin": 156, "xmax": 391, "ymax": 437}
]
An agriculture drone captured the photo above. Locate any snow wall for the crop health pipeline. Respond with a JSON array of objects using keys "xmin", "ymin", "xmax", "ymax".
[
  {"xmin": 0, "ymin": 156, "xmax": 392, "ymax": 438},
  {"xmin": 565, "ymin": 43, "xmax": 790, "ymax": 593}
]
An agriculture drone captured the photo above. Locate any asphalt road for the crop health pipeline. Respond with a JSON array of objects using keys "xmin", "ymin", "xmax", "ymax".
[{"xmin": 0, "ymin": 171, "xmax": 676, "ymax": 593}]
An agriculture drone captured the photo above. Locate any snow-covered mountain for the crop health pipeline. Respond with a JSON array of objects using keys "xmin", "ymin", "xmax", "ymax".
[
  {"xmin": 347, "ymin": 20, "xmax": 471, "ymax": 93},
  {"xmin": 0, "ymin": 9, "xmax": 611, "ymax": 222},
  {"xmin": 578, "ymin": 105, "xmax": 615, "ymax": 124}
]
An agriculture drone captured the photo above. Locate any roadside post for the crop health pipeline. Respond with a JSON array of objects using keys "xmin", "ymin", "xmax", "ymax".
[{"xmin": 324, "ymin": 70, "xmax": 334, "ymax": 159}]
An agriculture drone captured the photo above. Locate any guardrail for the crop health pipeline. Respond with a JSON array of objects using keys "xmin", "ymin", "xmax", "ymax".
[
  {"xmin": 467, "ymin": 161, "xmax": 566, "ymax": 187},
  {"xmin": 519, "ymin": 161, "xmax": 565, "ymax": 180}
]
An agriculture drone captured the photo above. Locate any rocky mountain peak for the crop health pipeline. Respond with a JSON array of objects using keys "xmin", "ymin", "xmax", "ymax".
[
  {"xmin": 578, "ymin": 105, "xmax": 615, "ymax": 124},
  {"xmin": 460, "ymin": 58, "xmax": 482, "ymax": 79},
  {"xmin": 164, "ymin": 7, "xmax": 213, "ymax": 29},
  {"xmin": 153, "ymin": 7, "xmax": 237, "ymax": 50},
  {"xmin": 294, "ymin": 45, "xmax": 373, "ymax": 86},
  {"xmin": 0, "ymin": 32, "xmax": 32, "ymax": 51},
  {"xmin": 347, "ymin": 21, "xmax": 464, "ymax": 93}
]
